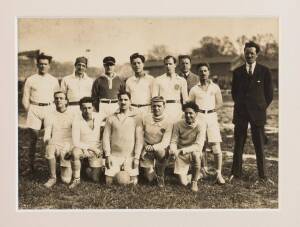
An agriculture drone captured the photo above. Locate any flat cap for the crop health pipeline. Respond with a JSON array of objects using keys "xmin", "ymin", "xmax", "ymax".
[
  {"xmin": 103, "ymin": 56, "xmax": 116, "ymax": 65},
  {"xmin": 151, "ymin": 96, "xmax": 165, "ymax": 103},
  {"xmin": 75, "ymin": 56, "xmax": 88, "ymax": 66}
]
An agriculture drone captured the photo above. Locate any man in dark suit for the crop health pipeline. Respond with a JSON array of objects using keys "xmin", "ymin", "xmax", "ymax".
[
  {"xmin": 178, "ymin": 55, "xmax": 199, "ymax": 93},
  {"xmin": 229, "ymin": 41, "xmax": 274, "ymax": 184}
]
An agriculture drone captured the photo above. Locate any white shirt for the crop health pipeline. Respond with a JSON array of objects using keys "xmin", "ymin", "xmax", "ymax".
[
  {"xmin": 189, "ymin": 80, "xmax": 221, "ymax": 110},
  {"xmin": 152, "ymin": 73, "xmax": 188, "ymax": 102},
  {"xmin": 72, "ymin": 113, "xmax": 104, "ymax": 150},
  {"xmin": 126, "ymin": 74, "xmax": 154, "ymax": 104},
  {"xmin": 22, "ymin": 73, "xmax": 60, "ymax": 110},
  {"xmin": 44, "ymin": 108, "xmax": 75, "ymax": 144},
  {"xmin": 246, "ymin": 62, "xmax": 256, "ymax": 74},
  {"xmin": 60, "ymin": 73, "xmax": 94, "ymax": 102}
]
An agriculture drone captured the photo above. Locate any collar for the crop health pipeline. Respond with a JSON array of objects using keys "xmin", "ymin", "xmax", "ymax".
[
  {"xmin": 73, "ymin": 72, "xmax": 87, "ymax": 79},
  {"xmin": 133, "ymin": 72, "xmax": 147, "ymax": 81},
  {"xmin": 197, "ymin": 79, "xmax": 212, "ymax": 86},
  {"xmin": 101, "ymin": 72, "xmax": 117, "ymax": 80},
  {"xmin": 246, "ymin": 62, "xmax": 256, "ymax": 70},
  {"xmin": 183, "ymin": 120, "xmax": 197, "ymax": 129},
  {"xmin": 166, "ymin": 73, "xmax": 179, "ymax": 79},
  {"xmin": 180, "ymin": 71, "xmax": 190, "ymax": 78},
  {"xmin": 114, "ymin": 108, "xmax": 137, "ymax": 117}
]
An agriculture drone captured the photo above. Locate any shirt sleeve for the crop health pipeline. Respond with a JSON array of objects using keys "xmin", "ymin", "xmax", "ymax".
[
  {"xmin": 188, "ymin": 88, "xmax": 196, "ymax": 102},
  {"xmin": 54, "ymin": 78, "xmax": 60, "ymax": 92},
  {"xmin": 169, "ymin": 123, "xmax": 179, "ymax": 153},
  {"xmin": 72, "ymin": 117, "xmax": 90, "ymax": 150},
  {"xmin": 134, "ymin": 117, "xmax": 144, "ymax": 159},
  {"xmin": 181, "ymin": 123, "xmax": 206, "ymax": 154},
  {"xmin": 152, "ymin": 122, "xmax": 173, "ymax": 152},
  {"xmin": 43, "ymin": 114, "xmax": 53, "ymax": 142},
  {"xmin": 60, "ymin": 77, "xmax": 67, "ymax": 94},
  {"xmin": 181, "ymin": 79, "xmax": 188, "ymax": 103},
  {"xmin": 152, "ymin": 78, "xmax": 159, "ymax": 97},
  {"xmin": 22, "ymin": 78, "xmax": 31, "ymax": 111},
  {"xmin": 102, "ymin": 117, "xmax": 112, "ymax": 156}
]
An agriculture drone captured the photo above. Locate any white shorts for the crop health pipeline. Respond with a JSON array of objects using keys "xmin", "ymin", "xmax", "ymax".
[
  {"xmin": 78, "ymin": 148, "xmax": 104, "ymax": 168},
  {"xmin": 105, "ymin": 156, "xmax": 139, "ymax": 177},
  {"xmin": 26, "ymin": 104, "xmax": 55, "ymax": 130},
  {"xmin": 197, "ymin": 112, "xmax": 222, "ymax": 143},
  {"xmin": 174, "ymin": 152, "xmax": 201, "ymax": 175},
  {"xmin": 45, "ymin": 142, "xmax": 72, "ymax": 168},
  {"xmin": 165, "ymin": 103, "xmax": 184, "ymax": 124},
  {"xmin": 99, "ymin": 102, "xmax": 119, "ymax": 118}
]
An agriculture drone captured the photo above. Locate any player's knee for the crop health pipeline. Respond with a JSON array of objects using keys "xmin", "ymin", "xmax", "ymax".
[
  {"xmin": 177, "ymin": 174, "xmax": 186, "ymax": 186},
  {"xmin": 72, "ymin": 147, "xmax": 82, "ymax": 160},
  {"xmin": 212, "ymin": 143, "xmax": 221, "ymax": 154},
  {"xmin": 144, "ymin": 168, "xmax": 155, "ymax": 182},
  {"xmin": 45, "ymin": 145, "xmax": 56, "ymax": 159}
]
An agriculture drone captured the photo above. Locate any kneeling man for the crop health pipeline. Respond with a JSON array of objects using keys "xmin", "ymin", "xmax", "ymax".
[
  {"xmin": 140, "ymin": 96, "xmax": 173, "ymax": 187},
  {"xmin": 69, "ymin": 97, "xmax": 104, "ymax": 189},
  {"xmin": 43, "ymin": 91, "xmax": 75, "ymax": 188},
  {"xmin": 103, "ymin": 90, "xmax": 143, "ymax": 185},
  {"xmin": 170, "ymin": 101, "xmax": 206, "ymax": 192}
]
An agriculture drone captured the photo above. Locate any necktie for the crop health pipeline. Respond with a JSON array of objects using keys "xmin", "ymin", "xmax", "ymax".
[{"xmin": 248, "ymin": 64, "xmax": 253, "ymax": 76}]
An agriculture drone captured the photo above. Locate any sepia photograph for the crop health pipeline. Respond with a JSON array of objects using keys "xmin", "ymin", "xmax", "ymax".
[{"xmin": 17, "ymin": 18, "xmax": 279, "ymax": 209}]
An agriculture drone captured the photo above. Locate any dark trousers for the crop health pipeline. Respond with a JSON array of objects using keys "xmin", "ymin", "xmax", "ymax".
[{"xmin": 231, "ymin": 118, "xmax": 266, "ymax": 179}]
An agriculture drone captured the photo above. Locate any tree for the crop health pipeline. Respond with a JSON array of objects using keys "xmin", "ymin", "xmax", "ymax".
[
  {"xmin": 191, "ymin": 36, "xmax": 237, "ymax": 58},
  {"xmin": 147, "ymin": 45, "xmax": 172, "ymax": 60}
]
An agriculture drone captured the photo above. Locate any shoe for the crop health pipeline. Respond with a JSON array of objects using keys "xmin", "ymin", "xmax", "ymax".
[
  {"xmin": 191, "ymin": 181, "xmax": 198, "ymax": 192},
  {"xmin": 228, "ymin": 174, "xmax": 240, "ymax": 183},
  {"xmin": 157, "ymin": 176, "xmax": 165, "ymax": 188},
  {"xmin": 69, "ymin": 178, "xmax": 80, "ymax": 189},
  {"xmin": 216, "ymin": 174, "xmax": 225, "ymax": 185},
  {"xmin": 253, "ymin": 177, "xmax": 275, "ymax": 187},
  {"xmin": 44, "ymin": 178, "xmax": 56, "ymax": 188}
]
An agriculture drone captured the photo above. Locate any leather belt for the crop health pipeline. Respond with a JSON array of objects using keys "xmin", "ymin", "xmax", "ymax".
[
  {"xmin": 68, "ymin": 101, "xmax": 80, "ymax": 105},
  {"xmin": 198, "ymin": 109, "xmax": 216, "ymax": 114},
  {"xmin": 131, "ymin": 103, "xmax": 150, "ymax": 108},
  {"xmin": 100, "ymin": 99, "xmax": 118, "ymax": 104},
  {"xmin": 30, "ymin": 100, "xmax": 51, "ymax": 106},
  {"xmin": 166, "ymin": 100, "xmax": 180, "ymax": 104}
]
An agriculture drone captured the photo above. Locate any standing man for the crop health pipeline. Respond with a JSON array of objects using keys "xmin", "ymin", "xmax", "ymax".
[
  {"xmin": 69, "ymin": 97, "xmax": 104, "ymax": 189},
  {"xmin": 126, "ymin": 53, "xmax": 154, "ymax": 117},
  {"xmin": 189, "ymin": 63, "xmax": 225, "ymax": 184},
  {"xmin": 230, "ymin": 41, "xmax": 273, "ymax": 184},
  {"xmin": 102, "ymin": 90, "xmax": 143, "ymax": 185},
  {"xmin": 91, "ymin": 56, "xmax": 124, "ymax": 117},
  {"xmin": 170, "ymin": 102, "xmax": 206, "ymax": 192},
  {"xmin": 22, "ymin": 53, "xmax": 60, "ymax": 172},
  {"xmin": 43, "ymin": 91, "xmax": 75, "ymax": 188},
  {"xmin": 152, "ymin": 55, "xmax": 188, "ymax": 123},
  {"xmin": 140, "ymin": 96, "xmax": 173, "ymax": 187},
  {"xmin": 61, "ymin": 56, "xmax": 94, "ymax": 114},
  {"xmin": 178, "ymin": 55, "xmax": 199, "ymax": 93}
]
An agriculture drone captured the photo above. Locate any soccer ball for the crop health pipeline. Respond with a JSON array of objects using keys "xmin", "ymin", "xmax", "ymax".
[{"xmin": 115, "ymin": 170, "xmax": 131, "ymax": 185}]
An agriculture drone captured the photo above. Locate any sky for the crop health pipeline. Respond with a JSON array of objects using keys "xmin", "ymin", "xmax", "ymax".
[{"xmin": 18, "ymin": 18, "xmax": 278, "ymax": 66}]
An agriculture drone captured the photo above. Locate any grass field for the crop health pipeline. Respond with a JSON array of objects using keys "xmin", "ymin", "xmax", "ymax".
[{"xmin": 18, "ymin": 96, "xmax": 278, "ymax": 209}]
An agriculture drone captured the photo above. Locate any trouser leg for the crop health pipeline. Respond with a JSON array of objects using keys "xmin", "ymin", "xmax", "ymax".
[
  {"xmin": 231, "ymin": 120, "xmax": 248, "ymax": 177},
  {"xmin": 250, "ymin": 123, "xmax": 266, "ymax": 179}
]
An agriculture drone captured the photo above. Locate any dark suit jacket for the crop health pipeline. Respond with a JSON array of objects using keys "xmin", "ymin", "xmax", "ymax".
[
  {"xmin": 178, "ymin": 71, "xmax": 199, "ymax": 93},
  {"xmin": 231, "ymin": 63, "xmax": 273, "ymax": 126}
]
